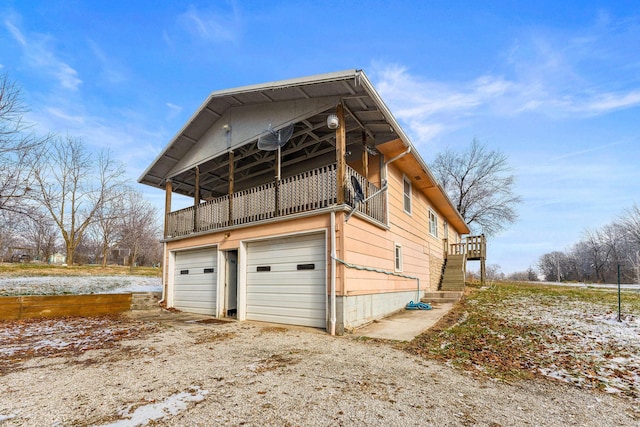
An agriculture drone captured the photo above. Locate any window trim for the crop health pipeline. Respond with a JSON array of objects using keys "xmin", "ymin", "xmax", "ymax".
[
  {"xmin": 402, "ymin": 175, "xmax": 412, "ymax": 215},
  {"xmin": 394, "ymin": 243, "xmax": 403, "ymax": 272},
  {"xmin": 428, "ymin": 208, "xmax": 438, "ymax": 238}
]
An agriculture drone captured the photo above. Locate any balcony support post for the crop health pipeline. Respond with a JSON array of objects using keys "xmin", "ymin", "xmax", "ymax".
[
  {"xmin": 164, "ymin": 179, "xmax": 172, "ymax": 238},
  {"xmin": 336, "ymin": 103, "xmax": 346, "ymax": 205},
  {"xmin": 193, "ymin": 165, "xmax": 200, "ymax": 232},
  {"xmin": 275, "ymin": 146, "xmax": 281, "ymax": 216},
  {"xmin": 228, "ymin": 151, "xmax": 235, "ymax": 226}
]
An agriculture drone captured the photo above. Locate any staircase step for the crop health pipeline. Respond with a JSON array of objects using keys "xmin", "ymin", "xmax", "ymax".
[{"xmin": 421, "ymin": 291, "xmax": 462, "ymax": 304}]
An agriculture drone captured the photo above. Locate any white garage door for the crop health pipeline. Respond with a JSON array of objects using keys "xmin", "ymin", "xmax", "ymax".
[
  {"xmin": 246, "ymin": 233, "xmax": 326, "ymax": 328},
  {"xmin": 174, "ymin": 248, "xmax": 217, "ymax": 315}
]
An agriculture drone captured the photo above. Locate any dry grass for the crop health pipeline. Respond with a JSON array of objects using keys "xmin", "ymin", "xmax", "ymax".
[
  {"xmin": 405, "ymin": 282, "xmax": 640, "ymax": 399},
  {"xmin": 0, "ymin": 262, "xmax": 161, "ymax": 277}
]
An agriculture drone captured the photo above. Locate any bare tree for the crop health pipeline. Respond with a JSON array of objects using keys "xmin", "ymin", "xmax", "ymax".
[
  {"xmin": 118, "ymin": 188, "xmax": 160, "ymax": 272},
  {"xmin": 537, "ymin": 203, "xmax": 640, "ymax": 283},
  {"xmin": 89, "ymin": 193, "xmax": 125, "ymax": 267},
  {"xmin": 537, "ymin": 251, "xmax": 570, "ymax": 282},
  {"xmin": 0, "ymin": 74, "xmax": 50, "ymax": 215},
  {"xmin": 582, "ymin": 228, "xmax": 613, "ymax": 283},
  {"xmin": 620, "ymin": 203, "xmax": 640, "ymax": 246},
  {"xmin": 17, "ymin": 213, "xmax": 59, "ymax": 262},
  {"xmin": 430, "ymin": 139, "xmax": 521, "ymax": 236},
  {"xmin": 0, "ymin": 210, "xmax": 21, "ymax": 261},
  {"xmin": 31, "ymin": 136, "xmax": 126, "ymax": 265}
]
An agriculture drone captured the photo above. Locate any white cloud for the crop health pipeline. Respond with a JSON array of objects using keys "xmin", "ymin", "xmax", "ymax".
[
  {"xmin": 4, "ymin": 18, "xmax": 26, "ymax": 46},
  {"xmin": 4, "ymin": 16, "xmax": 82, "ymax": 91},
  {"xmin": 165, "ymin": 102, "xmax": 183, "ymax": 120},
  {"xmin": 581, "ymin": 90, "xmax": 640, "ymax": 113},
  {"xmin": 372, "ymin": 65, "xmax": 519, "ymax": 144},
  {"xmin": 370, "ymin": 16, "xmax": 640, "ymax": 146},
  {"xmin": 178, "ymin": 3, "xmax": 242, "ymax": 43},
  {"xmin": 88, "ymin": 39, "xmax": 127, "ymax": 85}
]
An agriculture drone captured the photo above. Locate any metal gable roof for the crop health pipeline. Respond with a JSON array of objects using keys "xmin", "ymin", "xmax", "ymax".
[
  {"xmin": 139, "ymin": 69, "xmax": 394, "ymax": 188},
  {"xmin": 138, "ymin": 69, "xmax": 469, "ymax": 234}
]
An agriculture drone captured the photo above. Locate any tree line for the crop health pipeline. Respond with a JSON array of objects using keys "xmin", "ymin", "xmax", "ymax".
[
  {"xmin": 536, "ymin": 204, "xmax": 640, "ymax": 284},
  {"xmin": 0, "ymin": 73, "xmax": 161, "ymax": 268}
]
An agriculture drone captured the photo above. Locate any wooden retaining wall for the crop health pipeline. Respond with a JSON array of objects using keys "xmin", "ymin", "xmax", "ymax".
[{"xmin": 0, "ymin": 294, "xmax": 133, "ymax": 321}]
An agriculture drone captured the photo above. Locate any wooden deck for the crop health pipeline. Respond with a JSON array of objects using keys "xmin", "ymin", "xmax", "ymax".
[
  {"xmin": 165, "ymin": 163, "xmax": 386, "ymax": 238},
  {"xmin": 448, "ymin": 235, "xmax": 486, "ymax": 261},
  {"xmin": 444, "ymin": 235, "xmax": 487, "ymax": 285}
]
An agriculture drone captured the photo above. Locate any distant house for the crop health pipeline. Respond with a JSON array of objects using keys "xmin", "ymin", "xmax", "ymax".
[
  {"xmin": 49, "ymin": 253, "xmax": 66, "ymax": 265},
  {"xmin": 139, "ymin": 69, "xmax": 478, "ymax": 334}
]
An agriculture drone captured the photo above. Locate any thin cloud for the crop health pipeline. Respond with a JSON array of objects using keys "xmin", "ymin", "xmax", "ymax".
[
  {"xmin": 372, "ymin": 65, "xmax": 517, "ymax": 144},
  {"xmin": 371, "ymin": 15, "xmax": 640, "ymax": 145},
  {"xmin": 165, "ymin": 102, "xmax": 183, "ymax": 120},
  {"xmin": 88, "ymin": 39, "xmax": 128, "ymax": 85},
  {"xmin": 581, "ymin": 90, "xmax": 640, "ymax": 113},
  {"xmin": 4, "ymin": 16, "xmax": 82, "ymax": 91},
  {"xmin": 178, "ymin": 3, "xmax": 242, "ymax": 43},
  {"xmin": 549, "ymin": 140, "xmax": 629, "ymax": 161}
]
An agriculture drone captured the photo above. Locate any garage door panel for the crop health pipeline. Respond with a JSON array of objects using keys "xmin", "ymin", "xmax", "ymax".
[
  {"xmin": 247, "ymin": 307, "xmax": 325, "ymax": 327},
  {"xmin": 247, "ymin": 271, "xmax": 324, "ymax": 287},
  {"xmin": 246, "ymin": 233, "xmax": 326, "ymax": 328},
  {"xmin": 247, "ymin": 292, "xmax": 325, "ymax": 304},
  {"xmin": 174, "ymin": 248, "xmax": 217, "ymax": 316},
  {"xmin": 246, "ymin": 284, "xmax": 324, "ymax": 295}
]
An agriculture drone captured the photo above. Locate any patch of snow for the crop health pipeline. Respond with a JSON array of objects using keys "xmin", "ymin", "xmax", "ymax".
[
  {"xmin": 96, "ymin": 386, "xmax": 209, "ymax": 427},
  {"xmin": 0, "ymin": 317, "xmax": 151, "ymax": 358},
  {"xmin": 0, "ymin": 414, "xmax": 16, "ymax": 422},
  {"xmin": 0, "ymin": 276, "xmax": 161, "ymax": 296},
  {"xmin": 493, "ymin": 294, "xmax": 640, "ymax": 399}
]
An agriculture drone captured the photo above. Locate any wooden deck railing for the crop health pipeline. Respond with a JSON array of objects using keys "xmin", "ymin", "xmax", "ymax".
[
  {"xmin": 165, "ymin": 163, "xmax": 386, "ymax": 238},
  {"xmin": 447, "ymin": 234, "xmax": 486, "ymax": 260}
]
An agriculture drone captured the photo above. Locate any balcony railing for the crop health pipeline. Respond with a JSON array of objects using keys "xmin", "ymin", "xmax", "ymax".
[
  {"xmin": 165, "ymin": 163, "xmax": 386, "ymax": 238},
  {"xmin": 447, "ymin": 234, "xmax": 486, "ymax": 260}
]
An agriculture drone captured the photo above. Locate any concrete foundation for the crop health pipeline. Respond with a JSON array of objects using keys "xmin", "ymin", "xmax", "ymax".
[{"xmin": 336, "ymin": 289, "xmax": 420, "ymax": 334}]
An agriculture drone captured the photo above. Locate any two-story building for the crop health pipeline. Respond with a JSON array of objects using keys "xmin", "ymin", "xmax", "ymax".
[{"xmin": 139, "ymin": 69, "xmax": 471, "ymax": 334}]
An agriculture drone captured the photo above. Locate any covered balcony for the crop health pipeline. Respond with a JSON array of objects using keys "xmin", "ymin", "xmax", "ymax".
[
  {"xmin": 165, "ymin": 164, "xmax": 386, "ymax": 238},
  {"xmin": 138, "ymin": 71, "xmax": 418, "ymax": 240}
]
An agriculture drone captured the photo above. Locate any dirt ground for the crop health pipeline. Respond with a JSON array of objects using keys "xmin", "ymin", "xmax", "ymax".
[{"xmin": 1, "ymin": 309, "xmax": 638, "ymax": 426}]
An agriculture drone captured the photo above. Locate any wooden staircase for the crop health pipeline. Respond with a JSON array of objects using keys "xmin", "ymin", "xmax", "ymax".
[{"xmin": 439, "ymin": 253, "xmax": 466, "ymax": 291}]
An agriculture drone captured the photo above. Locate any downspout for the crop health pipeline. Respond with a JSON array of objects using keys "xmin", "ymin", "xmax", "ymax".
[
  {"xmin": 333, "ymin": 144, "xmax": 421, "ymax": 324},
  {"xmin": 330, "ymin": 211, "xmax": 337, "ymax": 336},
  {"xmin": 384, "ymin": 146, "xmax": 411, "ymax": 167}
]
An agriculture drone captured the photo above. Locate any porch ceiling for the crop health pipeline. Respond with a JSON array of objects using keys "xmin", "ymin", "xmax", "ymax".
[{"xmin": 139, "ymin": 69, "xmax": 400, "ymax": 198}]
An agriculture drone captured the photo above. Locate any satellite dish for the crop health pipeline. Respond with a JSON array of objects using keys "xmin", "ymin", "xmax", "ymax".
[
  {"xmin": 351, "ymin": 175, "xmax": 364, "ymax": 204},
  {"xmin": 257, "ymin": 124, "xmax": 294, "ymax": 151}
]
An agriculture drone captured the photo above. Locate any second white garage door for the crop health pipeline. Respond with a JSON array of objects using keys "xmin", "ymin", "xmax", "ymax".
[{"xmin": 246, "ymin": 233, "xmax": 326, "ymax": 328}]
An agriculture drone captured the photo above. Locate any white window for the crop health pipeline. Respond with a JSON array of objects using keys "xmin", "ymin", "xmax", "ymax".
[
  {"xmin": 429, "ymin": 209, "xmax": 438, "ymax": 237},
  {"xmin": 403, "ymin": 176, "xmax": 412, "ymax": 214},
  {"xmin": 443, "ymin": 220, "xmax": 449, "ymax": 239},
  {"xmin": 394, "ymin": 243, "xmax": 403, "ymax": 272}
]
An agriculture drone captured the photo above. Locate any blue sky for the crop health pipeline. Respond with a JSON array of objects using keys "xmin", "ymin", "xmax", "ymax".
[{"xmin": 2, "ymin": 1, "xmax": 639, "ymax": 274}]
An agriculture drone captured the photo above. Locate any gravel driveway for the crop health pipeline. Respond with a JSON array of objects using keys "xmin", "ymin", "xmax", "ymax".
[{"xmin": 1, "ymin": 309, "xmax": 638, "ymax": 426}]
